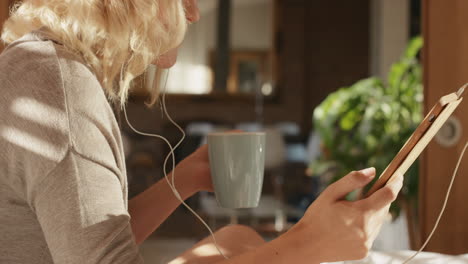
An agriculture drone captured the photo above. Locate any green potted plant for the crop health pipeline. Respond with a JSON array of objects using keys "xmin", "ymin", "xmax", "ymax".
[{"xmin": 309, "ymin": 36, "xmax": 423, "ymax": 246}]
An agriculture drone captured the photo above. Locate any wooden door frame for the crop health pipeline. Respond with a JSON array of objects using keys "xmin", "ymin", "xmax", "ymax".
[{"xmin": 420, "ymin": 0, "xmax": 468, "ymax": 254}]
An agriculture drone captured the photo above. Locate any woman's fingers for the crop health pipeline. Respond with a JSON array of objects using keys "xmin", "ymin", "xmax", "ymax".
[
  {"xmin": 322, "ymin": 168, "xmax": 376, "ymax": 202},
  {"xmin": 367, "ymin": 204, "xmax": 391, "ymax": 243},
  {"xmin": 359, "ymin": 173, "xmax": 403, "ymax": 210}
]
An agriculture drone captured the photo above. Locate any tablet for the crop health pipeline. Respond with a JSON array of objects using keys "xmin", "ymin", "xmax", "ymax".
[{"xmin": 365, "ymin": 84, "xmax": 466, "ymax": 197}]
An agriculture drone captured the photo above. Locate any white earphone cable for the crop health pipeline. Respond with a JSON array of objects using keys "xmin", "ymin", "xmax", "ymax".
[
  {"xmin": 123, "ymin": 69, "xmax": 229, "ymax": 260},
  {"xmin": 403, "ymin": 141, "xmax": 468, "ymax": 263}
]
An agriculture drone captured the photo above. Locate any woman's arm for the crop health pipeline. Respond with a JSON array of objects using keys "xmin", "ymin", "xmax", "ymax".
[
  {"xmin": 129, "ymin": 144, "xmax": 403, "ymax": 263},
  {"xmin": 129, "ymin": 145, "xmax": 212, "ymax": 244},
  {"xmin": 128, "ymin": 171, "xmax": 197, "ymax": 244},
  {"xmin": 169, "ymin": 168, "xmax": 403, "ymax": 264},
  {"xmin": 129, "ymin": 172, "xmax": 320, "ymax": 263},
  {"xmin": 215, "ymin": 227, "xmax": 324, "ymax": 264},
  {"xmin": 215, "ymin": 168, "xmax": 403, "ymax": 264}
]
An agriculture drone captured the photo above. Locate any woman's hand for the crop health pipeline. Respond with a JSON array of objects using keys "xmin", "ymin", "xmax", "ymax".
[
  {"xmin": 288, "ymin": 168, "xmax": 403, "ymax": 262},
  {"xmin": 173, "ymin": 130, "xmax": 243, "ymax": 194},
  {"xmin": 129, "ymin": 144, "xmax": 213, "ymax": 244},
  {"xmin": 172, "ymin": 144, "xmax": 214, "ymax": 193}
]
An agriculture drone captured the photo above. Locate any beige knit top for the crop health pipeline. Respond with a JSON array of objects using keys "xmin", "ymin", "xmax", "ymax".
[{"xmin": 0, "ymin": 30, "xmax": 144, "ymax": 263}]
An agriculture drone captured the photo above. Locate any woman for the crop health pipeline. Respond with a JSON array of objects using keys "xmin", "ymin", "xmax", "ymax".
[{"xmin": 0, "ymin": 0, "xmax": 403, "ymax": 263}]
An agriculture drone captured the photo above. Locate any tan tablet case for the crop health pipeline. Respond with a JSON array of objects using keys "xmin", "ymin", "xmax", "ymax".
[{"xmin": 365, "ymin": 84, "xmax": 466, "ymax": 197}]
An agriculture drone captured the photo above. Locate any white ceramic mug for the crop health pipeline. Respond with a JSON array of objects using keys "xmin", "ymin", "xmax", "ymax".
[{"xmin": 207, "ymin": 132, "xmax": 266, "ymax": 208}]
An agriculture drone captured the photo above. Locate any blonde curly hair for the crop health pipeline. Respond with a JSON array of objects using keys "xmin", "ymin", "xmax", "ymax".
[{"xmin": 1, "ymin": 0, "xmax": 187, "ymax": 107}]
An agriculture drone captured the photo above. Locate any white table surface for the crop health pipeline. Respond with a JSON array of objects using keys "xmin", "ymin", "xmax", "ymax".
[{"xmin": 326, "ymin": 251, "xmax": 468, "ymax": 264}]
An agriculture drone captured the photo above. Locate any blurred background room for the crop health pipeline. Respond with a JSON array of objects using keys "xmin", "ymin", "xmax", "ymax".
[{"xmin": 2, "ymin": 0, "xmax": 467, "ymax": 263}]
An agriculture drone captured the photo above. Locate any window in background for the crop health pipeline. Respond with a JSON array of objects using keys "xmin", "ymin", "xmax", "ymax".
[{"xmin": 166, "ymin": 0, "xmax": 274, "ymax": 95}]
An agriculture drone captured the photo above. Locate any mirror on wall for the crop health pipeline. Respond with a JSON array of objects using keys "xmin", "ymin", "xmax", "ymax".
[{"xmin": 164, "ymin": 0, "xmax": 275, "ymax": 96}]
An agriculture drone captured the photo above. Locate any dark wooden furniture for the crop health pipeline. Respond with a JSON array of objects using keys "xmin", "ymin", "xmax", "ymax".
[{"xmin": 128, "ymin": 0, "xmax": 370, "ymax": 137}]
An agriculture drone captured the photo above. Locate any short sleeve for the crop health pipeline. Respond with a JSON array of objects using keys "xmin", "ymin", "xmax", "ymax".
[{"xmin": 31, "ymin": 147, "xmax": 144, "ymax": 264}]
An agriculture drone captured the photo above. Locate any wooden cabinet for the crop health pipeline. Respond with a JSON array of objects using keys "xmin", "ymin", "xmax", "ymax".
[{"xmin": 421, "ymin": 0, "xmax": 468, "ymax": 254}]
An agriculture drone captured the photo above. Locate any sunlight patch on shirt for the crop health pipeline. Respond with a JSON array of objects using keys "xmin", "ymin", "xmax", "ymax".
[
  {"xmin": 10, "ymin": 97, "xmax": 67, "ymax": 131},
  {"xmin": 1, "ymin": 126, "xmax": 64, "ymax": 162}
]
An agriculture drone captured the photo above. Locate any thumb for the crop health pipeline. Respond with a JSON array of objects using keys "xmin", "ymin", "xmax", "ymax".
[{"xmin": 322, "ymin": 168, "xmax": 376, "ymax": 201}]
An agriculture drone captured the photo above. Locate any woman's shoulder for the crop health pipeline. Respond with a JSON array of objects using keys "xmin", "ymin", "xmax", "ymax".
[
  {"xmin": 0, "ymin": 32, "xmax": 124, "ymax": 176},
  {"xmin": 0, "ymin": 32, "xmax": 63, "ymax": 92},
  {"xmin": 0, "ymin": 35, "xmax": 72, "ymax": 195},
  {"xmin": 0, "ymin": 33, "xmax": 71, "ymax": 146},
  {"xmin": 0, "ymin": 30, "xmax": 102, "ymax": 99}
]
